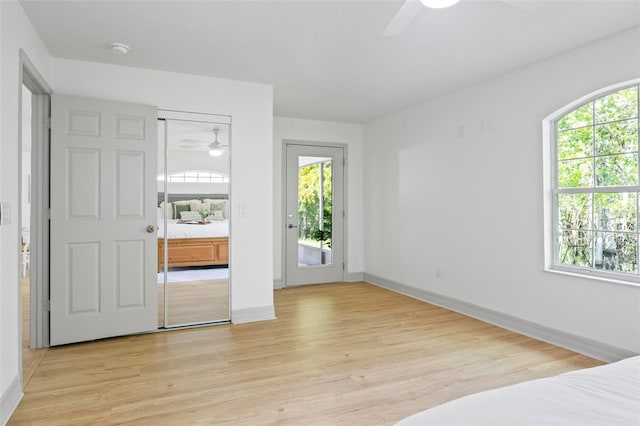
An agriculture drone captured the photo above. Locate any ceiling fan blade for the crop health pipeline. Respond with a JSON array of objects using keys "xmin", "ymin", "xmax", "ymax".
[
  {"xmin": 383, "ymin": 0, "xmax": 423, "ymax": 37},
  {"xmin": 181, "ymin": 139, "xmax": 208, "ymax": 144},
  {"xmin": 179, "ymin": 145, "xmax": 208, "ymax": 151}
]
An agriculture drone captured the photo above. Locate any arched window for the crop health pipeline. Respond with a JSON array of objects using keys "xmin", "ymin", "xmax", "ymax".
[
  {"xmin": 158, "ymin": 170, "xmax": 229, "ymax": 183},
  {"xmin": 545, "ymin": 81, "xmax": 640, "ymax": 282}
]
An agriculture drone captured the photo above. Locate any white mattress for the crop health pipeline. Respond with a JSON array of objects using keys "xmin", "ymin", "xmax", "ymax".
[
  {"xmin": 396, "ymin": 355, "xmax": 640, "ymax": 426},
  {"xmin": 157, "ymin": 219, "xmax": 229, "ymax": 239}
]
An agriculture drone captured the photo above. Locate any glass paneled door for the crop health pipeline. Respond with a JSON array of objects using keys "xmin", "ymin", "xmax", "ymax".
[
  {"xmin": 157, "ymin": 111, "xmax": 231, "ymax": 327},
  {"xmin": 285, "ymin": 143, "xmax": 345, "ymax": 286}
]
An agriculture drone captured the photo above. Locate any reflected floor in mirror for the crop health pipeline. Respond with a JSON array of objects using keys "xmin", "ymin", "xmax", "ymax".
[
  {"xmin": 157, "ymin": 266, "xmax": 229, "ymax": 283},
  {"xmin": 157, "ymin": 266, "xmax": 230, "ymax": 326},
  {"xmin": 158, "ymin": 279, "xmax": 229, "ymax": 326}
]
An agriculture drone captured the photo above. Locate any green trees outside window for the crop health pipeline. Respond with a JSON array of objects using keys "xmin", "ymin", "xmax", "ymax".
[
  {"xmin": 298, "ymin": 160, "xmax": 332, "ymax": 248},
  {"xmin": 555, "ymin": 86, "xmax": 640, "ymax": 274}
]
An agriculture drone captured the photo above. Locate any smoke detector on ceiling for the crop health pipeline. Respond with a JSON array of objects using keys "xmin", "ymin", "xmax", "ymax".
[{"xmin": 110, "ymin": 43, "xmax": 130, "ymax": 55}]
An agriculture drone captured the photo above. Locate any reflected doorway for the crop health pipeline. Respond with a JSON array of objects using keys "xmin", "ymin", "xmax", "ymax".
[{"xmin": 157, "ymin": 112, "xmax": 231, "ymax": 327}]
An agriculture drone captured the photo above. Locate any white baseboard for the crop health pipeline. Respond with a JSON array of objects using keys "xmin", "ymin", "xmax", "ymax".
[
  {"xmin": 273, "ymin": 273, "xmax": 363, "ymax": 288},
  {"xmin": 1, "ymin": 375, "xmax": 23, "ymax": 426},
  {"xmin": 346, "ymin": 272, "xmax": 364, "ymax": 282},
  {"xmin": 231, "ymin": 305, "xmax": 277, "ymax": 324},
  {"xmin": 364, "ymin": 273, "xmax": 637, "ymax": 363}
]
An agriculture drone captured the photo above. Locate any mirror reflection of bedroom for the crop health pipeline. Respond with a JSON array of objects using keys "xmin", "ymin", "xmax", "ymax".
[{"xmin": 157, "ymin": 116, "xmax": 230, "ymax": 327}]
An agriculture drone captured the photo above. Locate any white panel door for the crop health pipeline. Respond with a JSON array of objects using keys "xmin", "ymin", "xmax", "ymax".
[
  {"xmin": 50, "ymin": 95, "xmax": 157, "ymax": 345},
  {"xmin": 285, "ymin": 144, "xmax": 345, "ymax": 286}
]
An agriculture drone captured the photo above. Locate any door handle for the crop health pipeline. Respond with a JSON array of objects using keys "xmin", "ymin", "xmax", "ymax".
[
  {"xmin": 147, "ymin": 225, "xmax": 156, "ymax": 233},
  {"xmin": 287, "ymin": 224, "xmax": 297, "ymax": 229}
]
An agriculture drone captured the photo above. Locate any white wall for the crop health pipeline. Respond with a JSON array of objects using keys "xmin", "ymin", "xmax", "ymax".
[
  {"xmin": 51, "ymin": 58, "xmax": 274, "ymax": 316},
  {"xmin": 162, "ymin": 149, "xmax": 230, "ymax": 176},
  {"xmin": 363, "ymin": 27, "xmax": 640, "ymax": 355},
  {"xmin": 273, "ymin": 117, "xmax": 364, "ymax": 286},
  {"xmin": 0, "ymin": 1, "xmax": 51, "ymax": 422}
]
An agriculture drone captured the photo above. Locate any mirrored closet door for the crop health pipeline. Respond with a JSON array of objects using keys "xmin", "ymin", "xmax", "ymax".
[{"xmin": 157, "ymin": 112, "xmax": 231, "ymax": 327}]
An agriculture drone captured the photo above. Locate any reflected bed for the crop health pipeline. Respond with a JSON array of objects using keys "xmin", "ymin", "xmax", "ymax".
[{"xmin": 157, "ymin": 193, "xmax": 229, "ymax": 270}]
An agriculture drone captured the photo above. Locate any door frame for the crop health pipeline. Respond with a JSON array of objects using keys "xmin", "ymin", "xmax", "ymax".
[
  {"xmin": 20, "ymin": 50, "xmax": 52, "ymax": 350},
  {"xmin": 281, "ymin": 140, "xmax": 348, "ymax": 288}
]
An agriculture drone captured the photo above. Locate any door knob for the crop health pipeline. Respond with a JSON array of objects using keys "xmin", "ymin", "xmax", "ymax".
[
  {"xmin": 147, "ymin": 225, "xmax": 156, "ymax": 233},
  {"xmin": 287, "ymin": 224, "xmax": 297, "ymax": 229}
]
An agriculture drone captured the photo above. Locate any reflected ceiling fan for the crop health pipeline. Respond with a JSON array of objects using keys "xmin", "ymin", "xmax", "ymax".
[
  {"xmin": 180, "ymin": 128, "xmax": 227, "ymax": 157},
  {"xmin": 383, "ymin": 0, "xmax": 543, "ymax": 37}
]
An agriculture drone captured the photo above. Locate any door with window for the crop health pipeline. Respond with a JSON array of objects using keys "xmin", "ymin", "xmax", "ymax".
[{"xmin": 285, "ymin": 143, "xmax": 345, "ymax": 286}]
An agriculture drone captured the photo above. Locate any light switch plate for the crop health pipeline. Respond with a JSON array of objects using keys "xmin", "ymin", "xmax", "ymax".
[{"xmin": 0, "ymin": 202, "xmax": 11, "ymax": 225}]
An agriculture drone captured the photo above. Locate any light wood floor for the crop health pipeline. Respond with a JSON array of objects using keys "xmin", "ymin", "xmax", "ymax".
[
  {"xmin": 22, "ymin": 276, "xmax": 230, "ymax": 384},
  {"xmin": 158, "ymin": 279, "xmax": 230, "ymax": 326},
  {"xmin": 21, "ymin": 275, "xmax": 47, "ymax": 385},
  {"xmin": 12, "ymin": 282, "xmax": 602, "ymax": 425}
]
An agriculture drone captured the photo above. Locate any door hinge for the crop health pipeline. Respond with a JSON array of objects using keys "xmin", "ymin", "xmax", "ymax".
[
  {"xmin": 47, "ymin": 117, "xmax": 51, "ymax": 129},
  {"xmin": 45, "ymin": 300, "xmax": 51, "ymax": 312},
  {"xmin": 342, "ymin": 262, "xmax": 345, "ymax": 271},
  {"xmin": 46, "ymin": 208, "xmax": 51, "ymax": 220}
]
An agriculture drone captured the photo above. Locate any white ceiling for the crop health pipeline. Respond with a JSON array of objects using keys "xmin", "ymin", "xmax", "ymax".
[
  {"xmin": 163, "ymin": 120, "xmax": 230, "ymax": 150},
  {"xmin": 19, "ymin": 0, "xmax": 640, "ymax": 123}
]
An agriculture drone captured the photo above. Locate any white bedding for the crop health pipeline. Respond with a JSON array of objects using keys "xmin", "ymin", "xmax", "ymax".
[
  {"xmin": 157, "ymin": 219, "xmax": 229, "ymax": 239},
  {"xmin": 396, "ymin": 355, "xmax": 640, "ymax": 426}
]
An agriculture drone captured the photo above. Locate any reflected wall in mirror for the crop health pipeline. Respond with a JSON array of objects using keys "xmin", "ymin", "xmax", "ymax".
[{"xmin": 157, "ymin": 115, "xmax": 231, "ymax": 328}]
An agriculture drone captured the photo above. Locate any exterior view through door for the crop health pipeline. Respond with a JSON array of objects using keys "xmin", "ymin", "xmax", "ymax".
[{"xmin": 285, "ymin": 143, "xmax": 345, "ymax": 286}]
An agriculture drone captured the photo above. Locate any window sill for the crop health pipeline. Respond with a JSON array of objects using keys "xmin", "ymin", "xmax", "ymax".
[{"xmin": 544, "ymin": 266, "xmax": 640, "ymax": 289}]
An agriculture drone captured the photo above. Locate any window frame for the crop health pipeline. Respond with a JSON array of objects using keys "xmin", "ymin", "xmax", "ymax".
[
  {"xmin": 543, "ymin": 78, "xmax": 640, "ymax": 286},
  {"xmin": 159, "ymin": 170, "xmax": 229, "ymax": 183}
]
